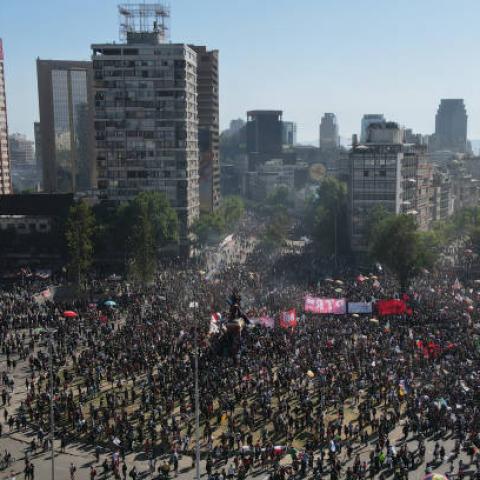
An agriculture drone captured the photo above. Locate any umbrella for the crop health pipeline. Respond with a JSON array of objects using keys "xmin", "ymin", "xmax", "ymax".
[
  {"xmin": 335, "ymin": 279, "xmax": 344, "ymax": 285},
  {"xmin": 334, "ymin": 288, "xmax": 343, "ymax": 293},
  {"xmin": 63, "ymin": 310, "xmax": 78, "ymax": 318},
  {"xmin": 370, "ymin": 275, "xmax": 378, "ymax": 280},
  {"xmin": 352, "ymin": 313, "xmax": 360, "ymax": 318},
  {"xmin": 306, "ymin": 370, "xmax": 315, "ymax": 378},
  {"xmin": 325, "ymin": 278, "xmax": 334, "ymax": 282},
  {"xmin": 369, "ymin": 318, "xmax": 379, "ymax": 324},
  {"xmin": 423, "ymin": 474, "xmax": 448, "ymax": 480},
  {"xmin": 104, "ymin": 300, "xmax": 117, "ymax": 307},
  {"xmin": 33, "ymin": 327, "xmax": 47, "ymax": 335}
]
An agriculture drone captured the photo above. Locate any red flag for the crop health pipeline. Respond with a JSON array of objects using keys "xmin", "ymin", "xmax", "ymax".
[
  {"xmin": 376, "ymin": 299, "xmax": 407, "ymax": 316},
  {"xmin": 280, "ymin": 309, "xmax": 297, "ymax": 329}
]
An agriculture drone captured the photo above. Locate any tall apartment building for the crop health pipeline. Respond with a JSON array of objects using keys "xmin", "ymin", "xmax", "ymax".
[
  {"xmin": 431, "ymin": 99, "xmax": 468, "ymax": 153},
  {"xmin": 282, "ymin": 121, "xmax": 297, "ymax": 146},
  {"xmin": 92, "ymin": 6, "xmax": 200, "ymax": 242},
  {"xmin": 36, "ymin": 59, "xmax": 95, "ymax": 193},
  {"xmin": 0, "ymin": 39, "xmax": 12, "ymax": 194},
  {"xmin": 360, "ymin": 114, "xmax": 385, "ymax": 143},
  {"xmin": 191, "ymin": 45, "xmax": 220, "ymax": 213},
  {"xmin": 349, "ymin": 121, "xmax": 430, "ymax": 252},
  {"xmin": 319, "ymin": 113, "xmax": 339, "ymax": 151}
]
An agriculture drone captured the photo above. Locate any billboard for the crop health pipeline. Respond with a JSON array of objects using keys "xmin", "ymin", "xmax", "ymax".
[{"xmin": 304, "ymin": 296, "xmax": 346, "ymax": 314}]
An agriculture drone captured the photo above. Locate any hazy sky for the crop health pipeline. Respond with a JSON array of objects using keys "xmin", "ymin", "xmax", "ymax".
[{"xmin": 1, "ymin": 0, "xmax": 480, "ymax": 142}]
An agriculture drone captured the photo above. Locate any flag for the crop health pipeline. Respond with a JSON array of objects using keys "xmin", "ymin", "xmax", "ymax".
[
  {"xmin": 250, "ymin": 316, "xmax": 274, "ymax": 329},
  {"xmin": 280, "ymin": 309, "xmax": 297, "ymax": 329},
  {"xmin": 376, "ymin": 299, "xmax": 407, "ymax": 316},
  {"xmin": 209, "ymin": 312, "xmax": 221, "ymax": 334},
  {"xmin": 304, "ymin": 296, "xmax": 346, "ymax": 314},
  {"xmin": 453, "ymin": 278, "xmax": 462, "ymax": 290}
]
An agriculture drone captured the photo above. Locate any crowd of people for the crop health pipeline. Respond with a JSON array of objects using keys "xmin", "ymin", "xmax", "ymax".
[{"xmin": 0, "ymin": 227, "xmax": 479, "ymax": 480}]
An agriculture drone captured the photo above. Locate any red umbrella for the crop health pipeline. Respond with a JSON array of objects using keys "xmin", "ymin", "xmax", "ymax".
[{"xmin": 63, "ymin": 310, "xmax": 78, "ymax": 318}]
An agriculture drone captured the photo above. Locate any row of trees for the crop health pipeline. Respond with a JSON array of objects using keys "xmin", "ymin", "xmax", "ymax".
[{"xmin": 65, "ymin": 192, "xmax": 178, "ymax": 287}]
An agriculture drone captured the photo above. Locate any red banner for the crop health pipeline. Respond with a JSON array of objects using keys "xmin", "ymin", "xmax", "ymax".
[
  {"xmin": 376, "ymin": 299, "xmax": 407, "ymax": 316},
  {"xmin": 304, "ymin": 296, "xmax": 346, "ymax": 314},
  {"xmin": 280, "ymin": 309, "xmax": 297, "ymax": 329}
]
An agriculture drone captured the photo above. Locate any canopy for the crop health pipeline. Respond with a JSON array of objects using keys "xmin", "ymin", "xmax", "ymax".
[{"xmin": 63, "ymin": 310, "xmax": 78, "ymax": 318}]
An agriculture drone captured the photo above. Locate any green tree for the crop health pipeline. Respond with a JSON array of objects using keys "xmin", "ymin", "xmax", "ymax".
[
  {"xmin": 193, "ymin": 212, "xmax": 226, "ymax": 246},
  {"xmin": 307, "ymin": 177, "xmax": 349, "ymax": 256},
  {"xmin": 370, "ymin": 213, "xmax": 438, "ymax": 290},
  {"xmin": 120, "ymin": 192, "xmax": 178, "ymax": 284},
  {"xmin": 220, "ymin": 195, "xmax": 245, "ymax": 226},
  {"xmin": 65, "ymin": 200, "xmax": 96, "ymax": 286},
  {"xmin": 266, "ymin": 185, "xmax": 294, "ymax": 210},
  {"xmin": 261, "ymin": 210, "xmax": 291, "ymax": 248}
]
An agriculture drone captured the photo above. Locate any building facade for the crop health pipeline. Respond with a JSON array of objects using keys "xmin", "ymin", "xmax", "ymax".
[
  {"xmin": 246, "ymin": 110, "xmax": 283, "ymax": 155},
  {"xmin": 0, "ymin": 39, "xmax": 12, "ymax": 194},
  {"xmin": 191, "ymin": 46, "xmax": 220, "ymax": 213},
  {"xmin": 36, "ymin": 59, "xmax": 95, "ymax": 193},
  {"xmin": 360, "ymin": 114, "xmax": 385, "ymax": 143},
  {"xmin": 319, "ymin": 113, "xmax": 339, "ymax": 151},
  {"xmin": 432, "ymin": 99, "xmax": 468, "ymax": 153},
  {"xmin": 282, "ymin": 121, "xmax": 297, "ymax": 147},
  {"xmin": 8, "ymin": 134, "xmax": 34, "ymax": 166},
  {"xmin": 9, "ymin": 133, "xmax": 38, "ymax": 192},
  {"xmin": 91, "ymin": 36, "xmax": 200, "ymax": 241},
  {"xmin": 349, "ymin": 121, "xmax": 430, "ymax": 252}
]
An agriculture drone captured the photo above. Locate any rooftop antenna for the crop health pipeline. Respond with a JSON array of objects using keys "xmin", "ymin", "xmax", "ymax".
[{"xmin": 118, "ymin": 3, "xmax": 170, "ymax": 42}]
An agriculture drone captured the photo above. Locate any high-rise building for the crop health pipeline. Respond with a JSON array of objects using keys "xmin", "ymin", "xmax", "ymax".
[
  {"xmin": 349, "ymin": 121, "xmax": 431, "ymax": 252},
  {"xmin": 246, "ymin": 110, "xmax": 283, "ymax": 155},
  {"xmin": 360, "ymin": 114, "xmax": 385, "ymax": 143},
  {"xmin": 0, "ymin": 39, "xmax": 12, "ymax": 194},
  {"xmin": 92, "ymin": 4, "xmax": 200, "ymax": 242},
  {"xmin": 282, "ymin": 121, "xmax": 297, "ymax": 146},
  {"xmin": 9, "ymin": 133, "xmax": 38, "ymax": 192},
  {"xmin": 432, "ymin": 99, "xmax": 468, "ymax": 153},
  {"xmin": 191, "ymin": 45, "xmax": 220, "ymax": 213},
  {"xmin": 8, "ymin": 133, "xmax": 35, "ymax": 166},
  {"xmin": 319, "ymin": 113, "xmax": 339, "ymax": 150},
  {"xmin": 36, "ymin": 59, "xmax": 95, "ymax": 193},
  {"xmin": 229, "ymin": 119, "xmax": 245, "ymax": 134}
]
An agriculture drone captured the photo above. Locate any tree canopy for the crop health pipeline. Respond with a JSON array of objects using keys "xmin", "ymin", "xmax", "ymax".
[
  {"xmin": 369, "ymin": 213, "xmax": 439, "ymax": 290},
  {"xmin": 306, "ymin": 177, "xmax": 349, "ymax": 256},
  {"xmin": 65, "ymin": 200, "xmax": 96, "ymax": 286}
]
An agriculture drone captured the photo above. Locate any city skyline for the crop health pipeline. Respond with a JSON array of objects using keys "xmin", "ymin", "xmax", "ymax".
[{"xmin": 2, "ymin": 0, "xmax": 480, "ymax": 142}]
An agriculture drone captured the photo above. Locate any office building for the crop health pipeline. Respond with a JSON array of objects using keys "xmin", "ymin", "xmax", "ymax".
[
  {"xmin": 360, "ymin": 114, "xmax": 385, "ymax": 143},
  {"xmin": 9, "ymin": 133, "xmax": 38, "ymax": 192},
  {"xmin": 349, "ymin": 121, "xmax": 430, "ymax": 252},
  {"xmin": 229, "ymin": 118, "xmax": 245, "ymax": 134},
  {"xmin": 92, "ymin": 4, "xmax": 200, "ymax": 242},
  {"xmin": 282, "ymin": 121, "xmax": 297, "ymax": 146},
  {"xmin": 191, "ymin": 45, "xmax": 220, "ymax": 213},
  {"xmin": 37, "ymin": 59, "xmax": 95, "ymax": 193},
  {"xmin": 246, "ymin": 110, "xmax": 283, "ymax": 155},
  {"xmin": 0, "ymin": 39, "xmax": 12, "ymax": 194},
  {"xmin": 319, "ymin": 113, "xmax": 339, "ymax": 150},
  {"xmin": 431, "ymin": 99, "xmax": 468, "ymax": 153},
  {"xmin": 9, "ymin": 134, "xmax": 34, "ymax": 166}
]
